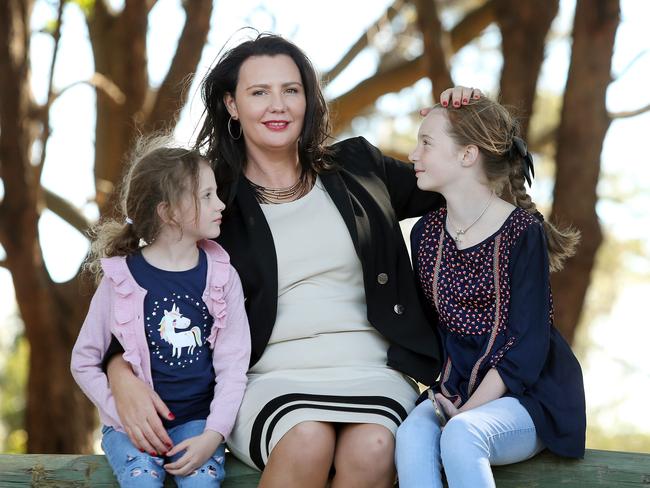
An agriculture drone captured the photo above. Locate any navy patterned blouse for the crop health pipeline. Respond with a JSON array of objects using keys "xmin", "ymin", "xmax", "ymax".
[{"xmin": 411, "ymin": 207, "xmax": 586, "ymax": 458}]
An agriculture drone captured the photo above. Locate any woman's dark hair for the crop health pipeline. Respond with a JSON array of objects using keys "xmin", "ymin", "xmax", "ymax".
[{"xmin": 196, "ymin": 32, "xmax": 332, "ymax": 203}]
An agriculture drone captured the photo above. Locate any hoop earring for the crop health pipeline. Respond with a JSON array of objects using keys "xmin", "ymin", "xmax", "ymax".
[{"xmin": 228, "ymin": 116, "xmax": 242, "ymax": 140}]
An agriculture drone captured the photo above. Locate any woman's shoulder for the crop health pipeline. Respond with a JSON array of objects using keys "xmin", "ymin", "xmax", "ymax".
[{"xmin": 327, "ymin": 136, "xmax": 381, "ymax": 168}]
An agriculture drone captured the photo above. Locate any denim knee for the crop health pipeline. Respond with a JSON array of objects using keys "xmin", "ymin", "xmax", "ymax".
[
  {"xmin": 440, "ymin": 415, "xmax": 488, "ymax": 464},
  {"xmin": 174, "ymin": 445, "xmax": 226, "ymax": 488},
  {"xmin": 115, "ymin": 454, "xmax": 165, "ymax": 488}
]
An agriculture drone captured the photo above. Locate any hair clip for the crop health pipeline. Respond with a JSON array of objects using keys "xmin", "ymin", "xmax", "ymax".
[
  {"xmin": 125, "ymin": 217, "xmax": 134, "ymax": 225},
  {"xmin": 512, "ymin": 136, "xmax": 535, "ymax": 187}
]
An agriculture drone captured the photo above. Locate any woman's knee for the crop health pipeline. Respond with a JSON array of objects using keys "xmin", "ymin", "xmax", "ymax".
[
  {"xmin": 336, "ymin": 425, "xmax": 395, "ymax": 472},
  {"xmin": 273, "ymin": 421, "xmax": 336, "ymax": 464}
]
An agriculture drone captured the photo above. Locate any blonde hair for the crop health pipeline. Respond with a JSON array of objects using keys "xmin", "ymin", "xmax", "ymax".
[
  {"xmin": 441, "ymin": 98, "xmax": 580, "ymax": 272},
  {"xmin": 85, "ymin": 134, "xmax": 208, "ymax": 282}
]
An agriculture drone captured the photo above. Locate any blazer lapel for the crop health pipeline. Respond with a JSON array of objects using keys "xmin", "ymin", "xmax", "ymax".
[{"xmin": 320, "ymin": 171, "xmax": 369, "ymax": 259}]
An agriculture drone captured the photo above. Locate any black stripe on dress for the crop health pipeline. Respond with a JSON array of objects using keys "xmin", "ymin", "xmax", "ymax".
[{"xmin": 249, "ymin": 393, "xmax": 408, "ymax": 470}]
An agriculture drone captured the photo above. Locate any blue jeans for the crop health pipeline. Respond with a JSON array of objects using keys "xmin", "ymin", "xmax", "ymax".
[
  {"xmin": 395, "ymin": 396, "xmax": 544, "ymax": 488},
  {"xmin": 102, "ymin": 420, "xmax": 226, "ymax": 488}
]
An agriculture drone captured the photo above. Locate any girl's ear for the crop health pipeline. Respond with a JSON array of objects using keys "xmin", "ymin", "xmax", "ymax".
[
  {"xmin": 156, "ymin": 201, "xmax": 173, "ymax": 225},
  {"xmin": 224, "ymin": 93, "xmax": 238, "ymax": 119},
  {"xmin": 460, "ymin": 144, "xmax": 480, "ymax": 167}
]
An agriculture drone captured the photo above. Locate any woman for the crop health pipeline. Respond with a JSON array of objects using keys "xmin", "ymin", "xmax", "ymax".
[{"xmin": 104, "ymin": 33, "xmax": 479, "ymax": 487}]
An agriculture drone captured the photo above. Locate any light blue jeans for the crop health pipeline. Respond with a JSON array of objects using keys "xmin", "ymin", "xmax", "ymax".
[
  {"xmin": 102, "ymin": 419, "xmax": 226, "ymax": 488},
  {"xmin": 395, "ymin": 396, "xmax": 544, "ymax": 488}
]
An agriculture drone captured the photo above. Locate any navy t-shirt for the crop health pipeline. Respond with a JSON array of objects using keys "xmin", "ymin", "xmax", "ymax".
[{"xmin": 127, "ymin": 249, "xmax": 215, "ymax": 428}]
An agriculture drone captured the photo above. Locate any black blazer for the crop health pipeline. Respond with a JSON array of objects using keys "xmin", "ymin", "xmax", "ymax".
[{"xmin": 217, "ymin": 137, "xmax": 444, "ymax": 385}]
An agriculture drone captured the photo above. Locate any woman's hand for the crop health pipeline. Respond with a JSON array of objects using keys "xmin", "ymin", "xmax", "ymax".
[
  {"xmin": 439, "ymin": 86, "xmax": 483, "ymax": 108},
  {"xmin": 419, "ymin": 86, "xmax": 483, "ymax": 116},
  {"xmin": 107, "ymin": 356, "xmax": 174, "ymax": 454},
  {"xmin": 435, "ymin": 393, "xmax": 460, "ymax": 420},
  {"xmin": 164, "ymin": 430, "xmax": 224, "ymax": 476}
]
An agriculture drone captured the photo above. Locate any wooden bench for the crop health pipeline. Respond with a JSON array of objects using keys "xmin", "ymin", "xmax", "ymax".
[{"xmin": 1, "ymin": 449, "xmax": 649, "ymax": 486}]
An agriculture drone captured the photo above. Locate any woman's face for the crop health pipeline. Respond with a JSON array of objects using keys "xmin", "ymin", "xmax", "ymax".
[
  {"xmin": 225, "ymin": 54, "xmax": 306, "ymax": 157},
  {"xmin": 409, "ymin": 109, "xmax": 464, "ymax": 192}
]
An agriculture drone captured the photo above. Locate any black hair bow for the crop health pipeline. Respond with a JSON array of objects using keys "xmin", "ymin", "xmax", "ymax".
[{"xmin": 511, "ymin": 136, "xmax": 535, "ymax": 187}]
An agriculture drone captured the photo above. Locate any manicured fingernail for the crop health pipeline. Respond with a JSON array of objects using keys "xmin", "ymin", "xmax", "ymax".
[
  {"xmin": 462, "ymin": 98, "xmax": 468, "ymax": 104},
  {"xmin": 473, "ymin": 94, "xmax": 480, "ymax": 99},
  {"xmin": 168, "ymin": 413, "xmax": 175, "ymax": 420},
  {"xmin": 150, "ymin": 451, "xmax": 157, "ymax": 456},
  {"xmin": 453, "ymin": 101, "xmax": 460, "ymax": 107},
  {"xmin": 139, "ymin": 448, "xmax": 145, "ymax": 453},
  {"xmin": 442, "ymin": 101, "xmax": 448, "ymax": 107}
]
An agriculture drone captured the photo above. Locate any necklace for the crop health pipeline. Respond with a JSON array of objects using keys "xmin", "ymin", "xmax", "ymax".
[
  {"xmin": 446, "ymin": 192, "xmax": 495, "ymax": 243},
  {"xmin": 248, "ymin": 169, "xmax": 314, "ymax": 204}
]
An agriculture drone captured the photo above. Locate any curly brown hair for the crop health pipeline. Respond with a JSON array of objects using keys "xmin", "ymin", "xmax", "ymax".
[{"xmin": 85, "ymin": 134, "xmax": 208, "ymax": 282}]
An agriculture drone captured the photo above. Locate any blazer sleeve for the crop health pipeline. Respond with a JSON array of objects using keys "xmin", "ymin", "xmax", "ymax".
[
  {"xmin": 358, "ymin": 137, "xmax": 444, "ymax": 220},
  {"xmin": 494, "ymin": 223, "xmax": 552, "ymax": 396},
  {"xmin": 206, "ymin": 266, "xmax": 251, "ymax": 439}
]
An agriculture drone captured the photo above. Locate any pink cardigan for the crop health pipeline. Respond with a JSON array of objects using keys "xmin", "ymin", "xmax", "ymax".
[{"xmin": 70, "ymin": 240, "xmax": 250, "ymax": 439}]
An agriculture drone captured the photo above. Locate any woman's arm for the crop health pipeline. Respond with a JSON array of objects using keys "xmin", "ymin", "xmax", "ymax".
[{"xmin": 106, "ymin": 355, "xmax": 174, "ymax": 455}]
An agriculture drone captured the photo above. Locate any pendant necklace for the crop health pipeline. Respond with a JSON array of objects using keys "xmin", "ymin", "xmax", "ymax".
[{"xmin": 447, "ymin": 192, "xmax": 495, "ymax": 243}]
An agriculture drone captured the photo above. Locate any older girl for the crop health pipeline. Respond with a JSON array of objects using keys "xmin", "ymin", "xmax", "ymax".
[{"xmin": 395, "ymin": 99, "xmax": 586, "ymax": 487}]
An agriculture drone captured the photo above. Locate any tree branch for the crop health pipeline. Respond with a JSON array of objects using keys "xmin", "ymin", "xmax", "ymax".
[
  {"xmin": 322, "ymin": 0, "xmax": 405, "ymax": 84},
  {"xmin": 330, "ymin": 1, "xmax": 495, "ymax": 132},
  {"xmin": 53, "ymin": 73, "xmax": 127, "ymax": 105},
  {"xmin": 613, "ymin": 49, "xmax": 648, "ymax": 81},
  {"xmin": 43, "ymin": 187, "xmax": 92, "ymax": 235},
  {"xmin": 609, "ymin": 102, "xmax": 650, "ymax": 119},
  {"xmin": 34, "ymin": 0, "xmax": 67, "ymax": 186},
  {"xmin": 142, "ymin": 0, "xmax": 213, "ymax": 134}
]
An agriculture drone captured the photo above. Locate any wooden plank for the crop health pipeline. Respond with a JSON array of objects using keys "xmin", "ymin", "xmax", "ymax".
[
  {"xmin": 0, "ymin": 453, "xmax": 261, "ymax": 487},
  {"xmin": 0, "ymin": 449, "xmax": 648, "ymax": 487},
  {"xmin": 490, "ymin": 450, "xmax": 650, "ymax": 487}
]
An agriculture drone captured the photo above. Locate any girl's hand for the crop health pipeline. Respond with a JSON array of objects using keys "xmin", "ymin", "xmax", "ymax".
[
  {"xmin": 107, "ymin": 356, "xmax": 174, "ymax": 455},
  {"xmin": 435, "ymin": 393, "xmax": 460, "ymax": 419},
  {"xmin": 164, "ymin": 430, "xmax": 224, "ymax": 476}
]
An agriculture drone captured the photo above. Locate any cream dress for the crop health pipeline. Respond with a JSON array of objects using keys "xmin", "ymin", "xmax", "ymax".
[{"xmin": 227, "ymin": 178, "xmax": 418, "ymax": 470}]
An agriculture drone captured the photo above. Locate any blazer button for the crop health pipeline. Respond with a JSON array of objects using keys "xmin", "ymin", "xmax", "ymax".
[
  {"xmin": 393, "ymin": 304, "xmax": 405, "ymax": 315},
  {"xmin": 377, "ymin": 273, "xmax": 388, "ymax": 285}
]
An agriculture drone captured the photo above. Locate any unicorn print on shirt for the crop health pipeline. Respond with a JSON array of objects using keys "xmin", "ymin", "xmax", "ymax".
[{"xmin": 158, "ymin": 303, "xmax": 203, "ymax": 358}]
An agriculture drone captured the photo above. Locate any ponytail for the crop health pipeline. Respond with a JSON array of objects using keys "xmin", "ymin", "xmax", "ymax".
[
  {"xmin": 84, "ymin": 219, "xmax": 141, "ymax": 283},
  {"xmin": 508, "ymin": 160, "xmax": 580, "ymax": 272}
]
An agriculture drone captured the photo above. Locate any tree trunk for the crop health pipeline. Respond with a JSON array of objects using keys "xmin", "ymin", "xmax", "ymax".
[
  {"xmin": 0, "ymin": 0, "xmax": 96, "ymax": 453},
  {"xmin": 551, "ymin": 0, "xmax": 620, "ymax": 343},
  {"xmin": 414, "ymin": 0, "xmax": 453, "ymax": 100},
  {"xmin": 1, "ymin": 0, "xmax": 213, "ymax": 453},
  {"xmin": 495, "ymin": 0, "xmax": 559, "ymax": 137}
]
